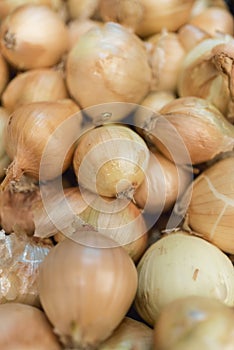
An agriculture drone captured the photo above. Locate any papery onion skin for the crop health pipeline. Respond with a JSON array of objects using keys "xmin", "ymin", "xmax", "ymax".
[
  {"xmin": 185, "ymin": 156, "xmax": 234, "ymax": 254},
  {"xmin": 39, "ymin": 232, "xmax": 138, "ymax": 348},
  {"xmin": 2, "ymin": 69, "xmax": 69, "ymax": 113},
  {"xmin": 135, "ymin": 231, "xmax": 234, "ymax": 326},
  {"xmin": 178, "ymin": 23, "xmax": 211, "ymax": 52},
  {"xmin": 66, "ymin": 22, "xmax": 152, "ymax": 109},
  {"xmin": 153, "ymin": 296, "xmax": 234, "ymax": 350},
  {"xmin": 0, "ymin": 4, "xmax": 69, "ymax": 70},
  {"xmin": 73, "ymin": 124, "xmax": 150, "ymax": 198},
  {"xmin": 2, "ymin": 100, "xmax": 81, "ymax": 187},
  {"xmin": 0, "ymin": 107, "xmax": 10, "ymax": 178},
  {"xmin": 145, "ymin": 96, "xmax": 234, "ymax": 165},
  {"xmin": 0, "ymin": 303, "xmax": 62, "ymax": 349},
  {"xmin": 0, "ymin": 53, "xmax": 9, "ymax": 98},
  {"xmin": 99, "ymin": 317, "xmax": 153, "ymax": 350},
  {"xmin": 67, "ymin": 19, "xmax": 103, "ymax": 50}
]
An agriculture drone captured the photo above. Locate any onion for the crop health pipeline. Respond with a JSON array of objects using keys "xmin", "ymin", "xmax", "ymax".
[
  {"xmin": 142, "ymin": 96, "xmax": 234, "ymax": 165},
  {"xmin": 0, "ymin": 107, "xmax": 10, "ymax": 179},
  {"xmin": 99, "ymin": 0, "xmax": 196, "ymax": 37},
  {"xmin": 146, "ymin": 30, "xmax": 186, "ymax": 93},
  {"xmin": 1, "ymin": 100, "xmax": 81, "ymax": 189},
  {"xmin": 183, "ymin": 156, "xmax": 234, "ymax": 254},
  {"xmin": 67, "ymin": 19, "xmax": 103, "ymax": 50},
  {"xmin": 133, "ymin": 149, "xmax": 192, "ymax": 214},
  {"xmin": 135, "ymin": 231, "xmax": 234, "ymax": 326},
  {"xmin": 178, "ymin": 23, "xmax": 211, "ymax": 52},
  {"xmin": 73, "ymin": 124, "xmax": 150, "ymax": 198},
  {"xmin": 0, "ymin": 53, "xmax": 9, "ymax": 98},
  {"xmin": 99, "ymin": 317, "xmax": 153, "ymax": 349},
  {"xmin": 67, "ymin": 0, "xmax": 100, "ymax": 20},
  {"xmin": 0, "ymin": 4, "xmax": 69, "ymax": 70},
  {"xmin": 154, "ymin": 296, "xmax": 234, "ymax": 350},
  {"xmin": 0, "ymin": 230, "xmax": 53, "ymax": 307},
  {"xmin": 34, "ymin": 186, "xmax": 148, "ymax": 261},
  {"xmin": 188, "ymin": 7, "xmax": 234, "ymax": 36},
  {"xmin": 66, "ymin": 22, "xmax": 152, "ymax": 109},
  {"xmin": 0, "ymin": 303, "xmax": 61, "ymax": 349},
  {"xmin": 2, "ymin": 68, "xmax": 68, "ymax": 113},
  {"xmin": 39, "ymin": 231, "xmax": 138, "ymax": 348}
]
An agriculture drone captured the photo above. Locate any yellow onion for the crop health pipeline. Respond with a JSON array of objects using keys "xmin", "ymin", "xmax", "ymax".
[
  {"xmin": 0, "ymin": 4, "xmax": 69, "ymax": 70},
  {"xmin": 0, "ymin": 230, "xmax": 53, "ymax": 307},
  {"xmin": 73, "ymin": 124, "xmax": 150, "ymax": 198},
  {"xmin": 147, "ymin": 30, "xmax": 186, "ymax": 93},
  {"xmin": 0, "ymin": 303, "xmax": 61, "ymax": 349},
  {"xmin": 154, "ymin": 296, "xmax": 234, "ymax": 350},
  {"xmin": 39, "ymin": 231, "xmax": 138, "ymax": 348},
  {"xmin": 1, "ymin": 100, "xmax": 81, "ymax": 189},
  {"xmin": 99, "ymin": 0, "xmax": 196, "ymax": 37},
  {"xmin": 133, "ymin": 150, "xmax": 192, "ymax": 214},
  {"xmin": 188, "ymin": 7, "xmax": 234, "ymax": 36},
  {"xmin": 0, "ymin": 107, "xmax": 10, "ymax": 179},
  {"xmin": 177, "ymin": 34, "xmax": 234, "ymax": 122},
  {"xmin": 0, "ymin": 53, "xmax": 9, "ymax": 98},
  {"xmin": 67, "ymin": 0, "xmax": 100, "ymax": 20},
  {"xmin": 183, "ymin": 156, "xmax": 234, "ymax": 254},
  {"xmin": 136, "ymin": 91, "xmax": 176, "ymax": 113},
  {"xmin": 135, "ymin": 231, "xmax": 234, "ymax": 326},
  {"xmin": 178, "ymin": 23, "xmax": 211, "ymax": 52},
  {"xmin": 67, "ymin": 19, "xmax": 103, "ymax": 50},
  {"xmin": 142, "ymin": 96, "xmax": 234, "ymax": 165},
  {"xmin": 33, "ymin": 186, "xmax": 148, "ymax": 261},
  {"xmin": 99, "ymin": 317, "xmax": 153, "ymax": 349},
  {"xmin": 66, "ymin": 22, "xmax": 152, "ymax": 109},
  {"xmin": 190, "ymin": 0, "xmax": 229, "ymax": 17},
  {"xmin": 0, "ymin": 0, "xmax": 65, "ymax": 20},
  {"xmin": 0, "ymin": 185, "xmax": 40, "ymax": 235},
  {"xmin": 2, "ymin": 69, "xmax": 68, "ymax": 113}
]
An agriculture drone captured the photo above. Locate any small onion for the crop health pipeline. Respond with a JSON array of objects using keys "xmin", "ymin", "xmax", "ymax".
[
  {"xmin": 0, "ymin": 53, "xmax": 9, "ymax": 98},
  {"xmin": 0, "ymin": 230, "xmax": 53, "ymax": 307},
  {"xmin": 154, "ymin": 296, "xmax": 234, "ymax": 350},
  {"xmin": 188, "ymin": 7, "xmax": 234, "ymax": 37},
  {"xmin": 73, "ymin": 124, "xmax": 150, "ymax": 198},
  {"xmin": 146, "ymin": 30, "xmax": 186, "ymax": 93},
  {"xmin": 135, "ymin": 231, "xmax": 234, "ymax": 326},
  {"xmin": 0, "ymin": 4, "xmax": 69, "ymax": 70},
  {"xmin": 39, "ymin": 232, "xmax": 138, "ymax": 348},
  {"xmin": 2, "ymin": 69, "xmax": 69, "ymax": 113},
  {"xmin": 0, "ymin": 303, "xmax": 61, "ymax": 349},
  {"xmin": 67, "ymin": 19, "xmax": 103, "ymax": 50},
  {"xmin": 183, "ymin": 156, "xmax": 234, "ymax": 254},
  {"xmin": 66, "ymin": 22, "xmax": 152, "ymax": 109},
  {"xmin": 1, "ymin": 100, "xmax": 81, "ymax": 189},
  {"xmin": 67, "ymin": 0, "xmax": 100, "ymax": 20},
  {"xmin": 0, "ymin": 107, "xmax": 10, "ymax": 179},
  {"xmin": 142, "ymin": 96, "xmax": 234, "ymax": 165},
  {"xmin": 99, "ymin": 317, "xmax": 153, "ymax": 349}
]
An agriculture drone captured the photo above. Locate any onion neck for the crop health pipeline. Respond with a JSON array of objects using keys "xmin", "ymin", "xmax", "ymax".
[{"xmin": 0, "ymin": 160, "xmax": 24, "ymax": 191}]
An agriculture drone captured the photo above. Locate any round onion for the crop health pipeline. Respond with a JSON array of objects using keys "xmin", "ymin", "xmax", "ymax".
[
  {"xmin": 66, "ymin": 22, "xmax": 152, "ymax": 108},
  {"xmin": 0, "ymin": 4, "xmax": 69, "ymax": 70},
  {"xmin": 67, "ymin": 0, "xmax": 100, "ymax": 20}
]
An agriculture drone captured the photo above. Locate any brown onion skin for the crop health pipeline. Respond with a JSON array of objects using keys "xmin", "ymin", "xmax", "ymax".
[
  {"xmin": 0, "ymin": 4, "xmax": 69, "ymax": 70},
  {"xmin": 0, "ymin": 53, "xmax": 9, "ymax": 97}
]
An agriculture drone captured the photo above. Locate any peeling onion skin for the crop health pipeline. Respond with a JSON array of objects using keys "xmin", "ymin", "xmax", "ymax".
[
  {"xmin": 66, "ymin": 22, "xmax": 152, "ymax": 108},
  {"xmin": 39, "ymin": 232, "xmax": 138, "ymax": 349},
  {"xmin": 185, "ymin": 156, "xmax": 234, "ymax": 254},
  {"xmin": 0, "ymin": 4, "xmax": 69, "ymax": 70},
  {"xmin": 0, "ymin": 303, "xmax": 62, "ymax": 349}
]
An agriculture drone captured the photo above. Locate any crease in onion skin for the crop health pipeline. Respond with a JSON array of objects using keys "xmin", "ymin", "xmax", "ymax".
[
  {"xmin": 66, "ymin": 22, "xmax": 152, "ymax": 109},
  {"xmin": 0, "ymin": 4, "xmax": 69, "ymax": 70},
  {"xmin": 1, "ymin": 100, "xmax": 81, "ymax": 190},
  {"xmin": 39, "ymin": 232, "xmax": 138, "ymax": 349}
]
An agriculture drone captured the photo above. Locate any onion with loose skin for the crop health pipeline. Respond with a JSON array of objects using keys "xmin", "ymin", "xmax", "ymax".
[
  {"xmin": 142, "ymin": 96, "xmax": 234, "ymax": 165},
  {"xmin": 99, "ymin": 317, "xmax": 153, "ymax": 349},
  {"xmin": 39, "ymin": 232, "xmax": 138, "ymax": 348},
  {"xmin": 0, "ymin": 107, "xmax": 10, "ymax": 179},
  {"xmin": 99, "ymin": 0, "xmax": 196, "ymax": 37},
  {"xmin": 66, "ymin": 22, "xmax": 152, "ymax": 109},
  {"xmin": 2, "ymin": 68, "xmax": 69, "ymax": 113},
  {"xmin": 0, "ymin": 4, "xmax": 69, "ymax": 70},
  {"xmin": 1, "ymin": 100, "xmax": 81, "ymax": 189},
  {"xmin": 183, "ymin": 156, "xmax": 234, "ymax": 254},
  {"xmin": 146, "ymin": 30, "xmax": 186, "ymax": 93},
  {"xmin": 0, "ymin": 303, "xmax": 62, "ymax": 349},
  {"xmin": 154, "ymin": 296, "xmax": 234, "ymax": 350},
  {"xmin": 133, "ymin": 150, "xmax": 192, "ymax": 214},
  {"xmin": 135, "ymin": 231, "xmax": 234, "ymax": 326},
  {"xmin": 73, "ymin": 124, "xmax": 150, "ymax": 198},
  {"xmin": 67, "ymin": 19, "xmax": 103, "ymax": 50},
  {"xmin": 0, "ymin": 53, "xmax": 9, "ymax": 98}
]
